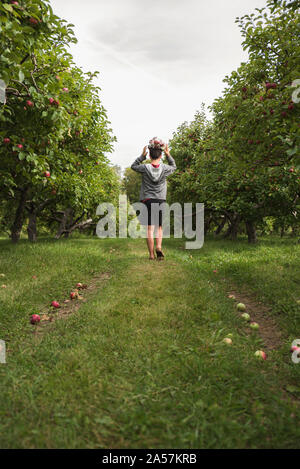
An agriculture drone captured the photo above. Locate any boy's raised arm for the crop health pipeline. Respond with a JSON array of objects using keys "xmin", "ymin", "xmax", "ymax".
[
  {"xmin": 131, "ymin": 146, "xmax": 148, "ymax": 173},
  {"xmin": 164, "ymin": 144, "xmax": 176, "ymax": 175}
]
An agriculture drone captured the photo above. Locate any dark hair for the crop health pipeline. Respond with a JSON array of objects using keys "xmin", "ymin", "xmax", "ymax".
[{"xmin": 149, "ymin": 147, "xmax": 162, "ymax": 160}]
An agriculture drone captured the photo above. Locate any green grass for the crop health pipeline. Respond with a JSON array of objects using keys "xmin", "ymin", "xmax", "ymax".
[{"xmin": 0, "ymin": 235, "xmax": 299, "ymax": 448}]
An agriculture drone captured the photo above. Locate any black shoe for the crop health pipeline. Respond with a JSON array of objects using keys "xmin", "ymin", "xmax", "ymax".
[{"xmin": 156, "ymin": 249, "xmax": 165, "ymax": 260}]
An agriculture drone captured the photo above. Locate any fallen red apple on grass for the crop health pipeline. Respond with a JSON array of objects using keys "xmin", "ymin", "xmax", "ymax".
[
  {"xmin": 290, "ymin": 346, "xmax": 300, "ymax": 353},
  {"xmin": 255, "ymin": 350, "xmax": 267, "ymax": 360},
  {"xmin": 30, "ymin": 314, "xmax": 41, "ymax": 325},
  {"xmin": 223, "ymin": 338, "xmax": 232, "ymax": 345},
  {"xmin": 76, "ymin": 283, "xmax": 83, "ymax": 288},
  {"xmin": 51, "ymin": 301, "xmax": 60, "ymax": 308}
]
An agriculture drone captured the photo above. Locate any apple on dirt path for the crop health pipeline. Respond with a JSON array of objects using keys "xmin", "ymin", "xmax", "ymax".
[
  {"xmin": 250, "ymin": 322, "xmax": 259, "ymax": 330},
  {"xmin": 241, "ymin": 313, "xmax": 250, "ymax": 321},
  {"xmin": 237, "ymin": 303, "xmax": 246, "ymax": 312}
]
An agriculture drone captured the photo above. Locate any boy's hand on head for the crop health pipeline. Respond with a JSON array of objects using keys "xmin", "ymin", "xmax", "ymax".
[
  {"xmin": 142, "ymin": 146, "xmax": 148, "ymax": 158},
  {"xmin": 164, "ymin": 144, "xmax": 170, "ymax": 157}
]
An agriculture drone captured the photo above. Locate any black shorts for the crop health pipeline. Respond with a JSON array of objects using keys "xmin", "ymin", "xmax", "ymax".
[{"xmin": 137, "ymin": 198, "xmax": 165, "ymax": 227}]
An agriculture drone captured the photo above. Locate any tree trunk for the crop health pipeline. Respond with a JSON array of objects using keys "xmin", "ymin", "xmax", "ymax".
[
  {"xmin": 223, "ymin": 214, "xmax": 240, "ymax": 241},
  {"xmin": 55, "ymin": 208, "xmax": 73, "ymax": 239},
  {"xmin": 204, "ymin": 216, "xmax": 213, "ymax": 235},
  {"xmin": 27, "ymin": 212, "xmax": 37, "ymax": 243},
  {"xmin": 214, "ymin": 217, "xmax": 226, "ymax": 236},
  {"xmin": 245, "ymin": 221, "xmax": 257, "ymax": 244},
  {"xmin": 291, "ymin": 226, "xmax": 298, "ymax": 237},
  {"xmin": 11, "ymin": 188, "xmax": 28, "ymax": 243}
]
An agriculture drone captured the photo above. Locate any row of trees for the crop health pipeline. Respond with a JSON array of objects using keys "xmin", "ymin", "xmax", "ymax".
[
  {"xmin": 166, "ymin": 0, "xmax": 300, "ymax": 243},
  {"xmin": 0, "ymin": 0, "xmax": 120, "ymax": 242}
]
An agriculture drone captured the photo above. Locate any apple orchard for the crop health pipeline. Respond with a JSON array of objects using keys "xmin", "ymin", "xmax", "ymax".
[
  {"xmin": 0, "ymin": 0, "xmax": 120, "ymax": 243},
  {"xmin": 1, "ymin": 0, "xmax": 300, "ymax": 244},
  {"xmin": 166, "ymin": 0, "xmax": 300, "ymax": 243}
]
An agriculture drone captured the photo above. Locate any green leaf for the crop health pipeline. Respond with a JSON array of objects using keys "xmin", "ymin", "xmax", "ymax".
[
  {"xmin": 18, "ymin": 70, "xmax": 24, "ymax": 83},
  {"xmin": 286, "ymin": 385, "xmax": 300, "ymax": 394},
  {"xmin": 3, "ymin": 4, "xmax": 13, "ymax": 13}
]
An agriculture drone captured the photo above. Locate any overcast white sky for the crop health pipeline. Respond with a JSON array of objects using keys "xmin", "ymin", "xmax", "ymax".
[{"xmin": 50, "ymin": 0, "xmax": 268, "ymax": 169}]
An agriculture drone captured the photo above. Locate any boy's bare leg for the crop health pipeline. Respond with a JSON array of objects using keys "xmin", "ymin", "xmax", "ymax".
[
  {"xmin": 147, "ymin": 225, "xmax": 155, "ymax": 259},
  {"xmin": 155, "ymin": 225, "xmax": 163, "ymax": 251}
]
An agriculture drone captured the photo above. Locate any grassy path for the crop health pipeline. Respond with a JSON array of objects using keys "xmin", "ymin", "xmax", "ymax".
[{"xmin": 0, "ymin": 236, "xmax": 299, "ymax": 448}]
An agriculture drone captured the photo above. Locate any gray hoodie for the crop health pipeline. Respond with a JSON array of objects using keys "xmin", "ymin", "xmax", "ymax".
[{"xmin": 131, "ymin": 154, "xmax": 177, "ymax": 201}]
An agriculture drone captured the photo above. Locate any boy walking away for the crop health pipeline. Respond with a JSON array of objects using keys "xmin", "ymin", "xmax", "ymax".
[{"xmin": 131, "ymin": 137, "xmax": 177, "ymax": 260}]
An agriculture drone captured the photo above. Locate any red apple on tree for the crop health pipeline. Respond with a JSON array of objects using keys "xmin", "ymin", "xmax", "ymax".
[
  {"xmin": 44, "ymin": 171, "xmax": 51, "ymax": 178},
  {"xmin": 29, "ymin": 17, "xmax": 39, "ymax": 25},
  {"xmin": 3, "ymin": 138, "xmax": 10, "ymax": 144}
]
